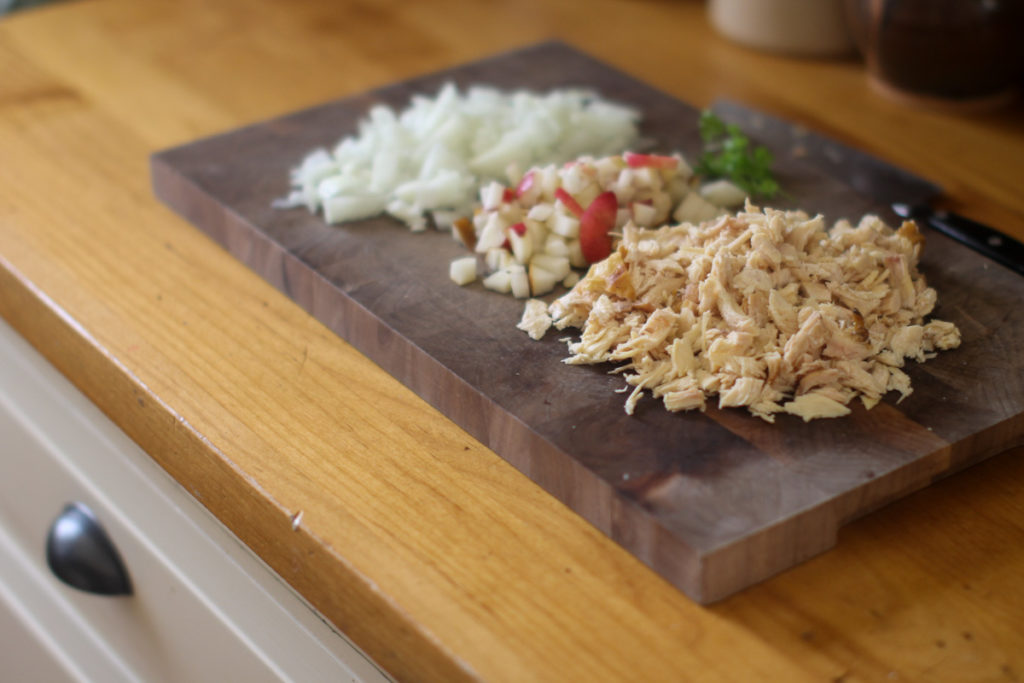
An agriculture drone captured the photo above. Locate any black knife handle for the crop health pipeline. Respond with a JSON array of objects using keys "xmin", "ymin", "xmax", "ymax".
[{"xmin": 924, "ymin": 210, "xmax": 1024, "ymax": 278}]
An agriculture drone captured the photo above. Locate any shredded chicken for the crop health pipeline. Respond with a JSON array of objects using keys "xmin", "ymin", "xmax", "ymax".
[
  {"xmin": 537, "ymin": 204, "xmax": 961, "ymax": 422},
  {"xmin": 517, "ymin": 299, "xmax": 553, "ymax": 340}
]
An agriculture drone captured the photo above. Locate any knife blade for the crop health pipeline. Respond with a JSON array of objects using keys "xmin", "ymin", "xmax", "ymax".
[
  {"xmin": 710, "ymin": 99, "xmax": 1024, "ymax": 277},
  {"xmin": 891, "ymin": 203, "xmax": 1024, "ymax": 277}
]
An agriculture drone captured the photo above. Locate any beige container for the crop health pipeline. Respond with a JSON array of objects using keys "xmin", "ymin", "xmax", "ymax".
[{"xmin": 708, "ymin": 0, "xmax": 855, "ymax": 57}]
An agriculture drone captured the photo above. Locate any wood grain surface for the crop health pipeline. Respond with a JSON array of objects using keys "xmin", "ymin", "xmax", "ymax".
[
  {"xmin": 152, "ymin": 42, "xmax": 1024, "ymax": 603},
  {"xmin": 3, "ymin": 0, "xmax": 1024, "ymax": 680}
]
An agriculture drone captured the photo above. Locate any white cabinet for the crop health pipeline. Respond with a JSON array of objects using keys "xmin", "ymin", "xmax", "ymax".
[{"xmin": 0, "ymin": 317, "xmax": 391, "ymax": 683}]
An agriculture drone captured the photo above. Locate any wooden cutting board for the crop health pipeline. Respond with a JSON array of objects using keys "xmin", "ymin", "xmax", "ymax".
[{"xmin": 151, "ymin": 41, "xmax": 1024, "ymax": 603}]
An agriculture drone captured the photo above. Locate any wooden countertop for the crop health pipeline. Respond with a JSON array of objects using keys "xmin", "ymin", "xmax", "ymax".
[{"xmin": 2, "ymin": 1, "xmax": 1022, "ymax": 680}]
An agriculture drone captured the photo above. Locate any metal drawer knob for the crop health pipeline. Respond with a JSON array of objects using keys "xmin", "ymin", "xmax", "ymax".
[{"xmin": 46, "ymin": 502, "xmax": 132, "ymax": 596}]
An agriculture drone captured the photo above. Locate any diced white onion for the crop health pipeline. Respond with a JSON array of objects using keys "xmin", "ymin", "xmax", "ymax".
[
  {"xmin": 323, "ymin": 193, "xmax": 388, "ymax": 224},
  {"xmin": 279, "ymin": 83, "xmax": 641, "ymax": 231}
]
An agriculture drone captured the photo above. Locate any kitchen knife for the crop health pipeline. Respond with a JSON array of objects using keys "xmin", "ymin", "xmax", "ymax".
[
  {"xmin": 890, "ymin": 203, "xmax": 1024, "ymax": 277},
  {"xmin": 710, "ymin": 99, "xmax": 1024, "ymax": 277}
]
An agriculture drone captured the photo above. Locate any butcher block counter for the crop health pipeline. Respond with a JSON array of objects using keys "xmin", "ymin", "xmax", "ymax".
[{"xmin": 2, "ymin": 0, "xmax": 1023, "ymax": 680}]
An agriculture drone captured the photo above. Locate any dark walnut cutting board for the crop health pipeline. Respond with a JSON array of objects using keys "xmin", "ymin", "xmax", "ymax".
[{"xmin": 151, "ymin": 41, "xmax": 1024, "ymax": 603}]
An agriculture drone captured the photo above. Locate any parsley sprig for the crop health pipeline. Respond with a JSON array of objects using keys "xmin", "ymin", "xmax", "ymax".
[{"xmin": 695, "ymin": 111, "xmax": 779, "ymax": 199}]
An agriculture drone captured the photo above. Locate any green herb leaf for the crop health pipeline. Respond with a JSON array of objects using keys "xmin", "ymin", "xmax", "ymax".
[
  {"xmin": 695, "ymin": 110, "xmax": 780, "ymax": 199},
  {"xmin": 698, "ymin": 110, "xmax": 727, "ymax": 143}
]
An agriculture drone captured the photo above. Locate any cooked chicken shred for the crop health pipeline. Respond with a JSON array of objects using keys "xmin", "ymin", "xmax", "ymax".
[
  {"xmin": 523, "ymin": 204, "xmax": 961, "ymax": 421},
  {"xmin": 517, "ymin": 299, "xmax": 553, "ymax": 340}
]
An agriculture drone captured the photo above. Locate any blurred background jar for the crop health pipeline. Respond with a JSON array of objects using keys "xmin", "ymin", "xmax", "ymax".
[
  {"xmin": 845, "ymin": 0, "xmax": 1024, "ymax": 110},
  {"xmin": 708, "ymin": 0, "xmax": 856, "ymax": 57}
]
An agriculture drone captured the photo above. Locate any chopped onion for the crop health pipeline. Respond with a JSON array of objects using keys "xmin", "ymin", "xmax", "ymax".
[{"xmin": 280, "ymin": 82, "xmax": 641, "ymax": 230}]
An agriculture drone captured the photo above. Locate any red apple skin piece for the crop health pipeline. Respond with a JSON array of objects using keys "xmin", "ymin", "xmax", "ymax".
[
  {"xmin": 515, "ymin": 171, "xmax": 535, "ymax": 197},
  {"xmin": 624, "ymin": 152, "xmax": 679, "ymax": 169},
  {"xmin": 510, "ymin": 222, "xmax": 527, "ymax": 236},
  {"xmin": 554, "ymin": 187, "xmax": 585, "ymax": 218},
  {"xmin": 502, "ymin": 188, "xmax": 516, "ymax": 203},
  {"xmin": 579, "ymin": 191, "xmax": 618, "ymax": 263}
]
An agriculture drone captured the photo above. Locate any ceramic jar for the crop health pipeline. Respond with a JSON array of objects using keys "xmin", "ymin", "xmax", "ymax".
[{"xmin": 708, "ymin": 0, "xmax": 856, "ymax": 57}]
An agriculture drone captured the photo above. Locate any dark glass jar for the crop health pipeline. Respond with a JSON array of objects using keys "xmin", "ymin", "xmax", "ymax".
[{"xmin": 845, "ymin": 0, "xmax": 1024, "ymax": 108}]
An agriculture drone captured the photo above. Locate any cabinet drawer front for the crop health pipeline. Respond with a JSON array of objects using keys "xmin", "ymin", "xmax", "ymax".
[{"xmin": 0, "ymin": 318, "xmax": 389, "ymax": 683}]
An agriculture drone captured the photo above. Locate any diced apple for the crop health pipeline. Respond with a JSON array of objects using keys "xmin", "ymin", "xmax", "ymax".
[
  {"xmin": 480, "ymin": 181, "xmax": 506, "ymax": 210},
  {"xmin": 482, "ymin": 269, "xmax": 512, "ymax": 293},
  {"xmin": 472, "ymin": 210, "xmax": 487, "ymax": 231},
  {"xmin": 550, "ymin": 211, "xmax": 580, "ymax": 239},
  {"xmin": 562, "ymin": 271, "xmax": 581, "ymax": 288},
  {"xmin": 515, "ymin": 170, "xmax": 540, "ymax": 203},
  {"xmin": 575, "ymin": 182, "xmax": 600, "ymax": 210},
  {"xmin": 666, "ymin": 177, "xmax": 690, "ymax": 203},
  {"xmin": 524, "ymin": 218, "xmax": 547, "ymax": 252},
  {"xmin": 632, "ymin": 201, "xmax": 658, "ymax": 226},
  {"xmin": 554, "ymin": 188, "xmax": 584, "ymax": 218},
  {"xmin": 509, "ymin": 266, "xmax": 530, "ymax": 299},
  {"xmin": 543, "ymin": 234, "xmax": 570, "ymax": 258},
  {"xmin": 485, "ymin": 247, "xmax": 514, "ymax": 271},
  {"xmin": 515, "ymin": 170, "xmax": 534, "ymax": 195},
  {"xmin": 632, "ymin": 166, "xmax": 660, "ymax": 190},
  {"xmin": 527, "ymin": 202, "xmax": 554, "ymax": 222},
  {"xmin": 613, "ymin": 170, "xmax": 636, "ymax": 204},
  {"xmin": 673, "ymin": 191, "xmax": 727, "ymax": 224},
  {"xmin": 579, "ymin": 191, "xmax": 618, "ymax": 263},
  {"xmin": 530, "ymin": 253, "xmax": 571, "ymax": 280},
  {"xmin": 594, "ymin": 155, "xmax": 625, "ymax": 185},
  {"xmin": 672, "ymin": 155, "xmax": 694, "ymax": 179},
  {"xmin": 624, "ymin": 152, "xmax": 680, "ymax": 169},
  {"xmin": 536, "ymin": 165, "xmax": 560, "ymax": 200},
  {"xmin": 651, "ymin": 192, "xmax": 673, "ymax": 222},
  {"xmin": 452, "ymin": 217, "xmax": 476, "ymax": 250},
  {"xmin": 475, "ymin": 212, "xmax": 508, "ymax": 252},
  {"xmin": 508, "ymin": 228, "xmax": 533, "ymax": 264},
  {"xmin": 449, "ymin": 256, "xmax": 478, "ymax": 286},
  {"xmin": 528, "ymin": 264, "xmax": 560, "ymax": 296},
  {"xmin": 561, "ymin": 164, "xmax": 587, "ymax": 194},
  {"xmin": 699, "ymin": 179, "xmax": 748, "ymax": 207},
  {"xmin": 567, "ymin": 239, "xmax": 587, "ymax": 269}
]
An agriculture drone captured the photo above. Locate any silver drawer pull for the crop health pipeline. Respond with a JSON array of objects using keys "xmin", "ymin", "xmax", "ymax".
[{"xmin": 46, "ymin": 503, "xmax": 132, "ymax": 596}]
